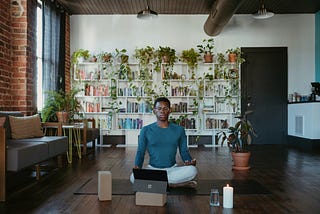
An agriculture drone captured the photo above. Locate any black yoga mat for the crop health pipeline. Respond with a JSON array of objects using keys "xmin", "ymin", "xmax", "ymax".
[{"xmin": 74, "ymin": 178, "xmax": 271, "ymax": 196}]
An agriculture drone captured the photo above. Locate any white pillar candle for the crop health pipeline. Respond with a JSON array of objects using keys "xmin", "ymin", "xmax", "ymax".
[{"xmin": 223, "ymin": 184, "xmax": 233, "ymax": 208}]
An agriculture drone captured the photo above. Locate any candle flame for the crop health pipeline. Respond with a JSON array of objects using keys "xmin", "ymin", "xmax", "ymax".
[{"xmin": 227, "ymin": 184, "xmax": 229, "ymax": 187}]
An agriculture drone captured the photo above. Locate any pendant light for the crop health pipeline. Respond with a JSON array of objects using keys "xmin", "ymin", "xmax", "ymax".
[
  {"xmin": 137, "ymin": 0, "xmax": 158, "ymax": 19},
  {"xmin": 252, "ymin": 1, "xmax": 274, "ymax": 19}
]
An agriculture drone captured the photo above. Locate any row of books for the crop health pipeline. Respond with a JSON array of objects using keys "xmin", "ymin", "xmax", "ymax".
[
  {"xmin": 171, "ymin": 102, "xmax": 188, "ymax": 113},
  {"xmin": 205, "ymin": 118, "xmax": 229, "ymax": 129},
  {"xmin": 84, "ymin": 84, "xmax": 110, "ymax": 96},
  {"xmin": 169, "ymin": 118, "xmax": 196, "ymax": 129},
  {"xmin": 84, "ymin": 102, "xmax": 101, "ymax": 112},
  {"xmin": 118, "ymin": 87, "xmax": 145, "ymax": 97},
  {"xmin": 118, "ymin": 118, "xmax": 143, "ymax": 129},
  {"xmin": 126, "ymin": 101, "xmax": 153, "ymax": 113}
]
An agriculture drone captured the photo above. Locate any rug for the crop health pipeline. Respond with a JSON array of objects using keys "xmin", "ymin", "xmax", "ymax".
[{"xmin": 74, "ymin": 178, "xmax": 271, "ymax": 195}]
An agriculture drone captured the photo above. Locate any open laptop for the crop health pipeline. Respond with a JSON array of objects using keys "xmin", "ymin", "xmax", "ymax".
[{"xmin": 132, "ymin": 168, "xmax": 168, "ymax": 194}]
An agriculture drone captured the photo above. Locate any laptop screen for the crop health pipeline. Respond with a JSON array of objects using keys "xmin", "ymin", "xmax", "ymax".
[{"xmin": 133, "ymin": 168, "xmax": 168, "ymax": 182}]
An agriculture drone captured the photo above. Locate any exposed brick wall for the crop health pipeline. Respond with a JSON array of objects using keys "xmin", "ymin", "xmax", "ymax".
[
  {"xmin": 65, "ymin": 13, "xmax": 71, "ymax": 93},
  {"xmin": 0, "ymin": 0, "xmax": 70, "ymax": 115},
  {"xmin": 0, "ymin": 0, "xmax": 37, "ymax": 115},
  {"xmin": 0, "ymin": 0, "xmax": 13, "ymax": 110}
]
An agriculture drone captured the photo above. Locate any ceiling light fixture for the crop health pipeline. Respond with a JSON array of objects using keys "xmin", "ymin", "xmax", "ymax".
[
  {"xmin": 137, "ymin": 0, "xmax": 158, "ymax": 19},
  {"xmin": 252, "ymin": 2, "xmax": 274, "ymax": 19}
]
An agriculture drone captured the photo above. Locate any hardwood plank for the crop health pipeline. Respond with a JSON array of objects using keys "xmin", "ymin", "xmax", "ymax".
[
  {"xmin": 1, "ymin": 145, "xmax": 320, "ymax": 213},
  {"xmin": 0, "ymin": 128, "xmax": 5, "ymax": 202}
]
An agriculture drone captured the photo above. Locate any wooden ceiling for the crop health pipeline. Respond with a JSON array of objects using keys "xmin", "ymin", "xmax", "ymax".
[{"xmin": 57, "ymin": 0, "xmax": 320, "ymax": 15}]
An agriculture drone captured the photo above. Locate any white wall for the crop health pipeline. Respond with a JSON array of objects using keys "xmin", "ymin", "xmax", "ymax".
[{"xmin": 70, "ymin": 14, "xmax": 315, "ymax": 95}]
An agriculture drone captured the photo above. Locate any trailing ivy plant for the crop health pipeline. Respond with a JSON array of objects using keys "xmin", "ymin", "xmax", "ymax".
[
  {"xmin": 134, "ymin": 46, "xmax": 155, "ymax": 80},
  {"xmin": 154, "ymin": 46, "xmax": 177, "ymax": 80},
  {"xmin": 180, "ymin": 48, "xmax": 201, "ymax": 79},
  {"xmin": 134, "ymin": 46, "xmax": 156, "ymax": 66},
  {"xmin": 215, "ymin": 53, "xmax": 227, "ymax": 79},
  {"xmin": 72, "ymin": 49, "xmax": 90, "ymax": 65}
]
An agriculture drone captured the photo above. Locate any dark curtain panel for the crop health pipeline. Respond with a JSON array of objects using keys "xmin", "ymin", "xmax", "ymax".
[{"xmin": 42, "ymin": 0, "xmax": 65, "ymax": 102}]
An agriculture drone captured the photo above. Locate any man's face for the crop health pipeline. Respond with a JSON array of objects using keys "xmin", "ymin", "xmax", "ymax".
[{"xmin": 153, "ymin": 101, "xmax": 171, "ymax": 121}]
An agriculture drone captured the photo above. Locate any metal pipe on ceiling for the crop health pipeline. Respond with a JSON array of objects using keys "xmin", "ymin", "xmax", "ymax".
[{"xmin": 204, "ymin": 0, "xmax": 244, "ymax": 36}]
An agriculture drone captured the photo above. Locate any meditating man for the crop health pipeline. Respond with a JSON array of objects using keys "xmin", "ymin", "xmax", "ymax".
[{"xmin": 130, "ymin": 97, "xmax": 198, "ymax": 188}]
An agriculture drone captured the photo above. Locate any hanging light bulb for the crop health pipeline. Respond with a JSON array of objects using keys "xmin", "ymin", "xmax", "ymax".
[
  {"xmin": 137, "ymin": 6, "xmax": 158, "ymax": 19},
  {"xmin": 137, "ymin": 0, "xmax": 158, "ymax": 19},
  {"xmin": 252, "ymin": 3, "xmax": 274, "ymax": 19}
]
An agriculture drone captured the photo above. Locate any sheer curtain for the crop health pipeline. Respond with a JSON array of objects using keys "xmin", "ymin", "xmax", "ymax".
[{"xmin": 42, "ymin": 0, "xmax": 65, "ymax": 102}]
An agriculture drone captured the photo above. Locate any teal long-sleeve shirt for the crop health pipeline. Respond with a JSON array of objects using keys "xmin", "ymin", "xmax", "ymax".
[{"xmin": 134, "ymin": 122, "xmax": 192, "ymax": 168}]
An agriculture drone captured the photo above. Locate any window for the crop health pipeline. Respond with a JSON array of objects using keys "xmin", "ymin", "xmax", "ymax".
[
  {"xmin": 36, "ymin": 0, "xmax": 43, "ymax": 110},
  {"xmin": 36, "ymin": 0, "xmax": 65, "ymax": 111}
]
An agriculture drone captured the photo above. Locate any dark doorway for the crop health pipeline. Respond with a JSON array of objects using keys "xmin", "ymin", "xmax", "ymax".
[{"xmin": 241, "ymin": 47, "xmax": 288, "ymax": 145}]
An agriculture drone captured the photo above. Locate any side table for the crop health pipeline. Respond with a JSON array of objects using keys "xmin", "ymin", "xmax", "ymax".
[{"xmin": 62, "ymin": 123, "xmax": 83, "ymax": 163}]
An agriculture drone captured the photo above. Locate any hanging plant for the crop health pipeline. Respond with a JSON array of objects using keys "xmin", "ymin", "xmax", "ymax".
[
  {"xmin": 72, "ymin": 49, "xmax": 90, "ymax": 65},
  {"xmin": 134, "ymin": 46, "xmax": 156, "ymax": 66},
  {"xmin": 180, "ymin": 48, "xmax": 201, "ymax": 79}
]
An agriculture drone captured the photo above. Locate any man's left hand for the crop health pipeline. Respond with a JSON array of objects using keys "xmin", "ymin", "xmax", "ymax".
[{"xmin": 185, "ymin": 158, "xmax": 196, "ymax": 166}]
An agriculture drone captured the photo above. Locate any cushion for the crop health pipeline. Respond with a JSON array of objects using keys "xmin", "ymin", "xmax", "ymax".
[
  {"xmin": 9, "ymin": 114, "xmax": 44, "ymax": 139},
  {"xmin": 0, "ymin": 117, "xmax": 5, "ymax": 127},
  {"xmin": 0, "ymin": 111, "xmax": 23, "ymax": 139}
]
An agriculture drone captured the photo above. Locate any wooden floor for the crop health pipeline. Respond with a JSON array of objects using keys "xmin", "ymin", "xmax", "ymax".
[{"xmin": 1, "ymin": 144, "xmax": 320, "ymax": 214}]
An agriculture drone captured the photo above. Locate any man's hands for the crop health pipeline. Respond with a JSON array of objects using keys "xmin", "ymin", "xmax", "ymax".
[{"xmin": 185, "ymin": 158, "xmax": 196, "ymax": 166}]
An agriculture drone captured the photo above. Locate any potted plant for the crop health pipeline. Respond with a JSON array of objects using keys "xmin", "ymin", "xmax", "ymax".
[
  {"xmin": 72, "ymin": 49, "xmax": 90, "ymax": 64},
  {"xmin": 156, "ymin": 46, "xmax": 177, "ymax": 64},
  {"xmin": 134, "ymin": 46, "xmax": 156, "ymax": 80},
  {"xmin": 215, "ymin": 53, "xmax": 227, "ymax": 79},
  {"xmin": 197, "ymin": 38, "xmax": 215, "ymax": 63},
  {"xmin": 154, "ymin": 46, "xmax": 177, "ymax": 78},
  {"xmin": 180, "ymin": 48, "xmax": 201, "ymax": 79},
  {"xmin": 41, "ymin": 89, "xmax": 81, "ymax": 123},
  {"xmin": 218, "ymin": 110, "xmax": 256, "ymax": 170},
  {"xmin": 98, "ymin": 52, "xmax": 113, "ymax": 62},
  {"xmin": 225, "ymin": 47, "xmax": 245, "ymax": 64},
  {"xmin": 115, "ymin": 48, "xmax": 129, "ymax": 64},
  {"xmin": 134, "ymin": 46, "xmax": 156, "ymax": 65}
]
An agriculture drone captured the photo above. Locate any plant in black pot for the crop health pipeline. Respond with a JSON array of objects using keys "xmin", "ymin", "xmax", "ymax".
[
  {"xmin": 218, "ymin": 110, "xmax": 256, "ymax": 170},
  {"xmin": 41, "ymin": 89, "xmax": 81, "ymax": 123}
]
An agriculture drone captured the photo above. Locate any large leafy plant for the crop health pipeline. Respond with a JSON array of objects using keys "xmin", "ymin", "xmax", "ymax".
[
  {"xmin": 218, "ymin": 111, "xmax": 256, "ymax": 152},
  {"xmin": 41, "ymin": 89, "xmax": 81, "ymax": 122},
  {"xmin": 197, "ymin": 38, "xmax": 215, "ymax": 55}
]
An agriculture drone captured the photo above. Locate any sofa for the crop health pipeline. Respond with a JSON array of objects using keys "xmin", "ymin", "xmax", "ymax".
[{"xmin": 0, "ymin": 111, "xmax": 68, "ymax": 201}]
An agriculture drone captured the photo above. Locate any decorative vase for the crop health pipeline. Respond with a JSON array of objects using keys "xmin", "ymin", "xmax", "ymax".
[
  {"xmin": 204, "ymin": 54, "xmax": 213, "ymax": 63},
  {"xmin": 231, "ymin": 151, "xmax": 251, "ymax": 170}
]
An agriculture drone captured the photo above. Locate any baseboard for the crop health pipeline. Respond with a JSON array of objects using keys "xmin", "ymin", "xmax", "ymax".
[{"xmin": 287, "ymin": 135, "xmax": 320, "ymax": 151}]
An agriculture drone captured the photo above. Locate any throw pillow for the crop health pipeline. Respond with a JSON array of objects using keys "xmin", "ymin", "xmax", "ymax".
[
  {"xmin": 0, "ymin": 117, "xmax": 5, "ymax": 127},
  {"xmin": 9, "ymin": 114, "xmax": 44, "ymax": 139}
]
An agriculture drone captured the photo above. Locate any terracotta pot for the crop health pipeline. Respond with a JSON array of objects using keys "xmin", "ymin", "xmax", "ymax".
[
  {"xmin": 103, "ymin": 55, "xmax": 111, "ymax": 62},
  {"xmin": 231, "ymin": 151, "xmax": 251, "ymax": 170},
  {"xmin": 204, "ymin": 54, "xmax": 213, "ymax": 63},
  {"xmin": 56, "ymin": 111, "xmax": 69, "ymax": 123},
  {"xmin": 228, "ymin": 53, "xmax": 237, "ymax": 63},
  {"xmin": 162, "ymin": 55, "xmax": 170, "ymax": 63}
]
